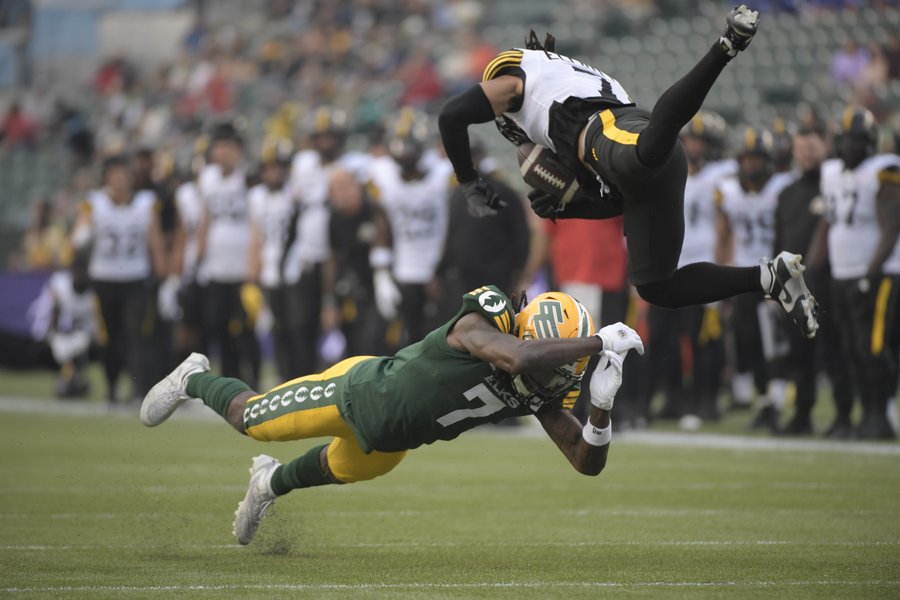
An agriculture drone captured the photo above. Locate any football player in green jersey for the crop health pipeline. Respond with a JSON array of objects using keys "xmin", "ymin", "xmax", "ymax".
[{"xmin": 141, "ymin": 285, "xmax": 643, "ymax": 545}]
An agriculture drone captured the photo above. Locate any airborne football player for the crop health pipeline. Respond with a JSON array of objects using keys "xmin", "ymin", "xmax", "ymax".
[
  {"xmin": 142, "ymin": 287, "xmax": 644, "ymax": 544},
  {"xmin": 437, "ymin": 5, "xmax": 819, "ymax": 339}
]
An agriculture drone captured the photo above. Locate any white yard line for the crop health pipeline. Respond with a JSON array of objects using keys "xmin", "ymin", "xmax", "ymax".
[
  {"xmin": 2, "ymin": 580, "xmax": 898, "ymax": 593},
  {"xmin": 1, "ymin": 395, "xmax": 899, "ymax": 456},
  {"xmin": 1, "ymin": 540, "xmax": 898, "ymax": 551}
]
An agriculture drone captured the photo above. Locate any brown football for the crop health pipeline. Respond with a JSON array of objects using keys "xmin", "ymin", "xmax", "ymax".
[{"xmin": 516, "ymin": 142, "xmax": 581, "ymax": 206}]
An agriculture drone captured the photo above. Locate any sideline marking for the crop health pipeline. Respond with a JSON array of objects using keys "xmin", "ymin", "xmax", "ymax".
[{"xmin": 1, "ymin": 395, "xmax": 898, "ymax": 456}]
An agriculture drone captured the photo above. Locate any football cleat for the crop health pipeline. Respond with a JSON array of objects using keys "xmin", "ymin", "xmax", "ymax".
[
  {"xmin": 762, "ymin": 252, "xmax": 819, "ymax": 339},
  {"xmin": 718, "ymin": 4, "xmax": 759, "ymax": 58},
  {"xmin": 139, "ymin": 352, "xmax": 210, "ymax": 427},
  {"xmin": 233, "ymin": 454, "xmax": 280, "ymax": 545}
]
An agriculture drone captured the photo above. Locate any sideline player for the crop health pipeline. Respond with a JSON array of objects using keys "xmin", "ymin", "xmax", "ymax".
[
  {"xmin": 369, "ymin": 109, "xmax": 454, "ymax": 344},
  {"xmin": 141, "ymin": 287, "xmax": 643, "ymax": 544},
  {"xmin": 716, "ymin": 128, "xmax": 795, "ymax": 430},
  {"xmin": 437, "ymin": 5, "xmax": 819, "ymax": 339},
  {"xmin": 71, "ymin": 155, "xmax": 167, "ymax": 403},
  {"xmin": 810, "ymin": 108, "xmax": 900, "ymax": 440}
]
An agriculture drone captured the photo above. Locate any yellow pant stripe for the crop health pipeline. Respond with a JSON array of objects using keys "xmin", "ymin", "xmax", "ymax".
[
  {"xmin": 247, "ymin": 355, "xmax": 374, "ymax": 401},
  {"xmin": 247, "ymin": 404, "xmax": 353, "ymax": 442},
  {"xmin": 600, "ymin": 109, "xmax": 640, "ymax": 146},
  {"xmin": 870, "ymin": 277, "xmax": 892, "ymax": 356},
  {"xmin": 698, "ymin": 307, "xmax": 723, "ymax": 345}
]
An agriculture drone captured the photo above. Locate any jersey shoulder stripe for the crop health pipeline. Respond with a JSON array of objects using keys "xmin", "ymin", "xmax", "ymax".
[
  {"xmin": 461, "ymin": 285, "xmax": 516, "ymax": 334},
  {"xmin": 482, "ymin": 49, "xmax": 524, "ymax": 82},
  {"xmin": 878, "ymin": 165, "xmax": 900, "ymax": 186}
]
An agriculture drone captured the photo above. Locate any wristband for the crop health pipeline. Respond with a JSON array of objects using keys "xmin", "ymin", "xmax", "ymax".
[
  {"xmin": 581, "ymin": 421, "xmax": 612, "ymax": 447},
  {"xmin": 369, "ymin": 247, "xmax": 393, "ymax": 270}
]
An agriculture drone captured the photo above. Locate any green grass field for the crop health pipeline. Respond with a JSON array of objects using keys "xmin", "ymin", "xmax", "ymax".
[{"xmin": 1, "ymin": 395, "xmax": 899, "ymax": 599}]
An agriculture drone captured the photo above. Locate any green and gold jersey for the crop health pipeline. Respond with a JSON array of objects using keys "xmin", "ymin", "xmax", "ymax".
[{"xmin": 339, "ymin": 286, "xmax": 536, "ymax": 453}]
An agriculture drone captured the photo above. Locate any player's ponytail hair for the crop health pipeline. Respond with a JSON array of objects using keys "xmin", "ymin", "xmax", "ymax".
[{"xmin": 525, "ymin": 29, "xmax": 556, "ymax": 54}]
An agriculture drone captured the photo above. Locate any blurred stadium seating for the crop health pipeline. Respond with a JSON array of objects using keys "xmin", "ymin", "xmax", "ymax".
[{"xmin": 0, "ymin": 0, "xmax": 898, "ymax": 261}]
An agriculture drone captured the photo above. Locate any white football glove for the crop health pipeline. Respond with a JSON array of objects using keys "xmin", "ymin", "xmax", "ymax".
[
  {"xmin": 157, "ymin": 275, "xmax": 180, "ymax": 321},
  {"xmin": 590, "ymin": 350, "xmax": 625, "ymax": 411},
  {"xmin": 596, "ymin": 322, "xmax": 644, "ymax": 356},
  {"xmin": 373, "ymin": 268, "xmax": 402, "ymax": 320},
  {"xmin": 49, "ymin": 330, "xmax": 91, "ymax": 364}
]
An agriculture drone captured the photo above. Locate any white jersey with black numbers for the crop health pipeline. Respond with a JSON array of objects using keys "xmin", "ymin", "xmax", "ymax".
[
  {"xmin": 248, "ymin": 183, "xmax": 293, "ymax": 289},
  {"xmin": 175, "ymin": 180, "xmax": 203, "ymax": 279},
  {"xmin": 370, "ymin": 158, "xmax": 453, "ymax": 284},
  {"xmin": 283, "ymin": 150, "xmax": 363, "ymax": 283},
  {"xmin": 86, "ymin": 189, "xmax": 155, "ymax": 281},
  {"xmin": 717, "ymin": 171, "xmax": 794, "ymax": 267},
  {"xmin": 483, "ymin": 48, "xmax": 632, "ymax": 152},
  {"xmin": 198, "ymin": 164, "xmax": 249, "ymax": 283},
  {"xmin": 822, "ymin": 154, "xmax": 900, "ymax": 279},
  {"xmin": 680, "ymin": 161, "xmax": 736, "ymax": 267}
]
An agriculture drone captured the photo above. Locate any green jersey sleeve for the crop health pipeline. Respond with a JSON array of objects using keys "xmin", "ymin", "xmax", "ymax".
[{"xmin": 458, "ymin": 285, "xmax": 517, "ymax": 335}]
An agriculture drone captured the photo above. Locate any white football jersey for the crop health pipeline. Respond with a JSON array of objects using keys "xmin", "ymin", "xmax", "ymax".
[
  {"xmin": 48, "ymin": 271, "xmax": 96, "ymax": 335},
  {"xmin": 370, "ymin": 158, "xmax": 453, "ymax": 284},
  {"xmin": 175, "ymin": 180, "xmax": 203, "ymax": 279},
  {"xmin": 283, "ymin": 150, "xmax": 365, "ymax": 283},
  {"xmin": 717, "ymin": 171, "xmax": 794, "ymax": 267},
  {"xmin": 198, "ymin": 164, "xmax": 249, "ymax": 283},
  {"xmin": 822, "ymin": 154, "xmax": 900, "ymax": 279},
  {"xmin": 679, "ymin": 160, "xmax": 737, "ymax": 268},
  {"xmin": 248, "ymin": 183, "xmax": 293, "ymax": 288},
  {"xmin": 485, "ymin": 49, "xmax": 632, "ymax": 152},
  {"xmin": 86, "ymin": 189, "xmax": 156, "ymax": 281}
]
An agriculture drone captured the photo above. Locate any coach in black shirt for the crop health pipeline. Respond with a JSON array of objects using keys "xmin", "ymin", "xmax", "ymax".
[{"xmin": 773, "ymin": 125, "xmax": 852, "ymax": 436}]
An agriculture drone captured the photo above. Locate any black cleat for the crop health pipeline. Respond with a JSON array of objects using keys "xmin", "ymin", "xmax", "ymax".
[{"xmin": 718, "ymin": 4, "xmax": 760, "ymax": 58}]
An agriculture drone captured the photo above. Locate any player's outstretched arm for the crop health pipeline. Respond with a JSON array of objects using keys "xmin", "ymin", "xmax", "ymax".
[
  {"xmin": 448, "ymin": 312, "xmax": 603, "ymax": 375},
  {"xmin": 536, "ymin": 351, "xmax": 624, "ymax": 476},
  {"xmin": 439, "ymin": 77, "xmax": 523, "ymax": 217}
]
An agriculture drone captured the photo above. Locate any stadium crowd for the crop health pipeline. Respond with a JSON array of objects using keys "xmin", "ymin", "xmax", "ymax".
[{"xmin": 1, "ymin": 0, "xmax": 899, "ymax": 441}]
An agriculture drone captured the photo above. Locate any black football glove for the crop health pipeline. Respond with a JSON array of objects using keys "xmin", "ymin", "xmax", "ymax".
[
  {"xmin": 460, "ymin": 177, "xmax": 507, "ymax": 217},
  {"xmin": 527, "ymin": 188, "xmax": 563, "ymax": 219}
]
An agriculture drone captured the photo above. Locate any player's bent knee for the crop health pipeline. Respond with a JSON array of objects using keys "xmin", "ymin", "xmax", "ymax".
[
  {"xmin": 636, "ymin": 280, "xmax": 678, "ymax": 308},
  {"xmin": 326, "ymin": 439, "xmax": 407, "ymax": 484}
]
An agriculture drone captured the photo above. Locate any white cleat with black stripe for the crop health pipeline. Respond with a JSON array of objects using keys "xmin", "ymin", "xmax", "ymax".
[{"xmin": 762, "ymin": 251, "xmax": 819, "ymax": 339}]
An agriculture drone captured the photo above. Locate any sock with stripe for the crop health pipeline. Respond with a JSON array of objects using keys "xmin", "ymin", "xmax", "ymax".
[
  {"xmin": 185, "ymin": 372, "xmax": 251, "ymax": 419},
  {"xmin": 270, "ymin": 444, "xmax": 332, "ymax": 495}
]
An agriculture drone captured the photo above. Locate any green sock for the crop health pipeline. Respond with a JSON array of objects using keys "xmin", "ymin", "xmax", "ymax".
[
  {"xmin": 270, "ymin": 444, "xmax": 331, "ymax": 495},
  {"xmin": 185, "ymin": 372, "xmax": 251, "ymax": 419}
]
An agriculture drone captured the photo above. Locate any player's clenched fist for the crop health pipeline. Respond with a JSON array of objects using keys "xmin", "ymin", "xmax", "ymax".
[{"xmin": 595, "ymin": 322, "xmax": 644, "ymax": 356}]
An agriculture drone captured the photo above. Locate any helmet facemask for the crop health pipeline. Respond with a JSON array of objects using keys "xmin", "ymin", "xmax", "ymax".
[{"xmin": 511, "ymin": 292, "xmax": 594, "ymax": 412}]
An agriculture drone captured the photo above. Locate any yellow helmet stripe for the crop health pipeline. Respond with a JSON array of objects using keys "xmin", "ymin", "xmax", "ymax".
[{"xmin": 482, "ymin": 50, "xmax": 523, "ymax": 82}]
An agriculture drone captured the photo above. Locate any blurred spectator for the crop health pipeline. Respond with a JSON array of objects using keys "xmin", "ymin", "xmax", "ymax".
[
  {"xmin": 21, "ymin": 200, "xmax": 71, "ymax": 271},
  {"xmin": 2, "ymin": 101, "xmax": 37, "ymax": 150},
  {"xmin": 830, "ymin": 41, "xmax": 870, "ymax": 87},
  {"xmin": 886, "ymin": 35, "xmax": 900, "ymax": 80}
]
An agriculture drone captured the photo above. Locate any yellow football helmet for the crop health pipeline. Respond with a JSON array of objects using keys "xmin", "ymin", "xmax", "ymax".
[{"xmin": 512, "ymin": 291, "xmax": 595, "ymax": 409}]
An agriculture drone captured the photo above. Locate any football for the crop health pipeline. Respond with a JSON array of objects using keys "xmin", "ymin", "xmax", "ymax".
[{"xmin": 516, "ymin": 142, "xmax": 581, "ymax": 207}]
